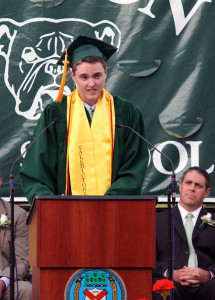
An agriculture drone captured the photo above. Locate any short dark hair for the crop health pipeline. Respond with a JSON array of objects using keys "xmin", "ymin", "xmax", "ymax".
[
  {"xmin": 181, "ymin": 166, "xmax": 211, "ymax": 189},
  {"xmin": 72, "ymin": 56, "xmax": 107, "ymax": 74}
]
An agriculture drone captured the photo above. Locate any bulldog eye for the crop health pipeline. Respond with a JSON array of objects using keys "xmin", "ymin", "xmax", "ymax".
[{"xmin": 21, "ymin": 47, "xmax": 39, "ymax": 63}]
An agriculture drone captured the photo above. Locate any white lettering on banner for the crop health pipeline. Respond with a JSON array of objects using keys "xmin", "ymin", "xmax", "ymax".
[
  {"xmin": 138, "ymin": 0, "xmax": 155, "ymax": 18},
  {"xmin": 152, "ymin": 141, "xmax": 214, "ymax": 175},
  {"xmin": 108, "ymin": 0, "xmax": 138, "ymax": 3},
  {"xmin": 186, "ymin": 141, "xmax": 202, "ymax": 167},
  {"xmin": 168, "ymin": 0, "xmax": 212, "ymax": 35},
  {"xmin": 152, "ymin": 141, "xmax": 187, "ymax": 174},
  {"xmin": 19, "ymin": 141, "xmax": 31, "ymax": 167},
  {"xmin": 20, "ymin": 141, "xmax": 31, "ymax": 158},
  {"xmin": 108, "ymin": 0, "xmax": 212, "ymax": 35}
]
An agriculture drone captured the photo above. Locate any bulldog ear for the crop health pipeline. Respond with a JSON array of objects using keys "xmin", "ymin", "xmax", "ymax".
[
  {"xmin": 0, "ymin": 25, "xmax": 16, "ymax": 58},
  {"xmin": 94, "ymin": 24, "xmax": 121, "ymax": 49}
]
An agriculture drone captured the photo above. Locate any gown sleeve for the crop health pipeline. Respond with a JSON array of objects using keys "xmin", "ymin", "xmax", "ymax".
[{"xmin": 19, "ymin": 102, "xmax": 65, "ymax": 203}]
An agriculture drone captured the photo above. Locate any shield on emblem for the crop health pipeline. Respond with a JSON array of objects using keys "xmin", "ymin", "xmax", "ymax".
[{"xmin": 84, "ymin": 288, "xmax": 107, "ymax": 300}]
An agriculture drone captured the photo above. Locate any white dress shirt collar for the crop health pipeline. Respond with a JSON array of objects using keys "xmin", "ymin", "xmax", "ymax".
[
  {"xmin": 178, "ymin": 202, "xmax": 202, "ymax": 227},
  {"xmin": 84, "ymin": 102, "xmax": 96, "ymax": 111}
]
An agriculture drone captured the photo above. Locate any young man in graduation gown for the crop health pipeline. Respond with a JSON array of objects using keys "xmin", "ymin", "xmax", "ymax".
[{"xmin": 20, "ymin": 35, "xmax": 148, "ymax": 203}]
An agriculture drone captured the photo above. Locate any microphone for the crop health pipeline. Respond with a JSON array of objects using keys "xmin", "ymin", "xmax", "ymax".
[
  {"xmin": 116, "ymin": 123, "xmax": 175, "ymax": 178},
  {"xmin": 10, "ymin": 118, "xmax": 58, "ymax": 177},
  {"xmin": 115, "ymin": 123, "xmax": 176, "ymax": 189},
  {"xmin": 115, "ymin": 123, "xmax": 176, "ymax": 283},
  {"xmin": 9, "ymin": 118, "xmax": 58, "ymax": 300}
]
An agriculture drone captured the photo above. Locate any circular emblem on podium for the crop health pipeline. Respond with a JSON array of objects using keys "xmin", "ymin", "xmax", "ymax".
[{"xmin": 64, "ymin": 268, "xmax": 127, "ymax": 300}]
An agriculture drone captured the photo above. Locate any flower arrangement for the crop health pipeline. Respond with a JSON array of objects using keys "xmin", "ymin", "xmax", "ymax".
[
  {"xmin": 200, "ymin": 213, "xmax": 215, "ymax": 227},
  {"xmin": 0, "ymin": 214, "xmax": 11, "ymax": 229},
  {"xmin": 152, "ymin": 279, "xmax": 175, "ymax": 300}
]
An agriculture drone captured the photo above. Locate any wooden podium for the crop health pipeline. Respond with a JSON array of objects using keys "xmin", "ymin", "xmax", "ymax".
[{"xmin": 28, "ymin": 195, "xmax": 157, "ymax": 299}]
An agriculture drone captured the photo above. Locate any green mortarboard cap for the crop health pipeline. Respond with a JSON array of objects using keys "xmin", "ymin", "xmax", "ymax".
[{"xmin": 57, "ymin": 35, "xmax": 117, "ymax": 68}]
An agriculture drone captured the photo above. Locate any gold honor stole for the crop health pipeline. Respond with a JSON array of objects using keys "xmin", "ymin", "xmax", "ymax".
[{"xmin": 65, "ymin": 88, "xmax": 115, "ymax": 195}]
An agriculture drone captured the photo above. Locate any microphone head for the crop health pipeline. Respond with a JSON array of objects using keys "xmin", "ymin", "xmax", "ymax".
[{"xmin": 115, "ymin": 123, "xmax": 122, "ymax": 128}]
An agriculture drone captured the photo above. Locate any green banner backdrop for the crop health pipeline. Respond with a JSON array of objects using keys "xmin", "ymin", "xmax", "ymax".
[{"xmin": 0, "ymin": 0, "xmax": 214, "ymax": 201}]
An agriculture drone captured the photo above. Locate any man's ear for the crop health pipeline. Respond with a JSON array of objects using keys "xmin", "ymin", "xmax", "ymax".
[
  {"xmin": 205, "ymin": 188, "xmax": 211, "ymax": 198},
  {"xmin": 70, "ymin": 70, "xmax": 75, "ymax": 82},
  {"xmin": 179, "ymin": 181, "xmax": 182, "ymax": 193},
  {"xmin": 0, "ymin": 178, "xmax": 2, "ymax": 187}
]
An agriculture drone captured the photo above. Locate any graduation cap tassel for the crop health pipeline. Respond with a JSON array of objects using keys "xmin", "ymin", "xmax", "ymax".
[{"xmin": 56, "ymin": 49, "xmax": 69, "ymax": 103}]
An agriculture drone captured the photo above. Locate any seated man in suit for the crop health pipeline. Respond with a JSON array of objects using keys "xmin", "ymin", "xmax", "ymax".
[
  {"xmin": 0, "ymin": 177, "xmax": 32, "ymax": 299},
  {"xmin": 153, "ymin": 166, "xmax": 215, "ymax": 300}
]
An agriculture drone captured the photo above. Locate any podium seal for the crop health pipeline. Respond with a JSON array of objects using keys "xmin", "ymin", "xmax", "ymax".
[{"xmin": 64, "ymin": 268, "xmax": 127, "ymax": 299}]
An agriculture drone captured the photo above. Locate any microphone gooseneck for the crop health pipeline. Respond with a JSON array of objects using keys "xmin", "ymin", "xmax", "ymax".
[
  {"xmin": 9, "ymin": 118, "xmax": 58, "ymax": 300},
  {"xmin": 115, "ymin": 123, "xmax": 175, "ymax": 176},
  {"xmin": 116, "ymin": 122, "xmax": 176, "ymax": 285},
  {"xmin": 10, "ymin": 118, "xmax": 58, "ymax": 177}
]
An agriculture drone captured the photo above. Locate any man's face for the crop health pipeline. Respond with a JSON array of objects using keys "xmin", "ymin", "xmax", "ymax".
[
  {"xmin": 71, "ymin": 62, "xmax": 107, "ymax": 106},
  {"xmin": 179, "ymin": 170, "xmax": 211, "ymax": 211}
]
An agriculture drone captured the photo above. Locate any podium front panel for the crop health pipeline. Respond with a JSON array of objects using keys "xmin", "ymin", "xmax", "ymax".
[
  {"xmin": 29, "ymin": 195, "xmax": 157, "ymax": 300},
  {"xmin": 29, "ymin": 195, "xmax": 156, "ymax": 268}
]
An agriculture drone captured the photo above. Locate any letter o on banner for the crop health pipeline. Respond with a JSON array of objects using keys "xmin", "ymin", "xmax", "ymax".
[{"xmin": 152, "ymin": 141, "xmax": 188, "ymax": 174}]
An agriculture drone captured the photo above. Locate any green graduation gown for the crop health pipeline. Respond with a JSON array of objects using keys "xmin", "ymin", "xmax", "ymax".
[{"xmin": 20, "ymin": 95, "xmax": 148, "ymax": 203}]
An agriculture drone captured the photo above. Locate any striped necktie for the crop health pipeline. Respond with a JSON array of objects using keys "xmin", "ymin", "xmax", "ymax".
[{"xmin": 185, "ymin": 212, "xmax": 196, "ymax": 267}]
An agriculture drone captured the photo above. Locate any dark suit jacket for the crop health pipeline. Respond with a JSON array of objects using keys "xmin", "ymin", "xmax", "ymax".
[{"xmin": 152, "ymin": 205, "xmax": 215, "ymax": 277}]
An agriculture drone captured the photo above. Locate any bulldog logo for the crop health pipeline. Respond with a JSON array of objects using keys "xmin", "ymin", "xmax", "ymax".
[{"xmin": 0, "ymin": 18, "xmax": 121, "ymax": 120}]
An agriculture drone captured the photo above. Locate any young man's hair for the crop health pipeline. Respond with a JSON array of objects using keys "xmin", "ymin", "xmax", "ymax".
[
  {"xmin": 181, "ymin": 166, "xmax": 211, "ymax": 189},
  {"xmin": 72, "ymin": 56, "xmax": 107, "ymax": 74}
]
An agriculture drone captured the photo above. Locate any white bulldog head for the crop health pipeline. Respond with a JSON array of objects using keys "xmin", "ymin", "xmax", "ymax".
[{"xmin": 0, "ymin": 18, "xmax": 121, "ymax": 120}]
